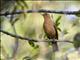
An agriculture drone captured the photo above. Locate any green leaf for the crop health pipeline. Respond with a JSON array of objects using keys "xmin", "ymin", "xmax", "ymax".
[
  {"xmin": 55, "ymin": 16, "xmax": 61, "ymax": 27},
  {"xmin": 63, "ymin": 29, "xmax": 68, "ymax": 34},
  {"xmin": 55, "ymin": 22, "xmax": 60, "ymax": 26},
  {"xmin": 55, "ymin": 16, "xmax": 61, "ymax": 24},
  {"xmin": 57, "ymin": 27, "xmax": 61, "ymax": 32},
  {"xmin": 28, "ymin": 41, "xmax": 39, "ymax": 49},
  {"xmin": 28, "ymin": 41, "xmax": 35, "ymax": 47},
  {"xmin": 21, "ymin": 1, "xmax": 28, "ymax": 9}
]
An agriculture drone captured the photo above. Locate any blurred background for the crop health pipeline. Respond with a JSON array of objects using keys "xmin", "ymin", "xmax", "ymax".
[{"xmin": 0, "ymin": 1, "xmax": 80, "ymax": 60}]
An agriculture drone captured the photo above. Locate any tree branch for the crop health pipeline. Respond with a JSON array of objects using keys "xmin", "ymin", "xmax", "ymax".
[
  {"xmin": 0, "ymin": 9, "xmax": 80, "ymax": 16},
  {"xmin": 0, "ymin": 29, "xmax": 73, "ymax": 43}
]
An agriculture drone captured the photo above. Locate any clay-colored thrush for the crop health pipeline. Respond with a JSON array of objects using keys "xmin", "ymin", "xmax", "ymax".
[{"xmin": 43, "ymin": 13, "xmax": 58, "ymax": 52}]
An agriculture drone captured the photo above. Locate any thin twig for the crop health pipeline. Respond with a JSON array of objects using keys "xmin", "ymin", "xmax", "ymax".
[
  {"xmin": 0, "ymin": 9, "xmax": 80, "ymax": 16},
  {"xmin": 8, "ymin": 6, "xmax": 19, "ymax": 59},
  {"xmin": 0, "ymin": 29, "xmax": 73, "ymax": 43}
]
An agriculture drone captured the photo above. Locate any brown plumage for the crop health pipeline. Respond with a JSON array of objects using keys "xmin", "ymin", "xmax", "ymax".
[{"xmin": 43, "ymin": 13, "xmax": 58, "ymax": 52}]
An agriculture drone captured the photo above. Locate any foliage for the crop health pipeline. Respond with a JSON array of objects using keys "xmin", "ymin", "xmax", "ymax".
[
  {"xmin": 1, "ymin": 1, "xmax": 80, "ymax": 60},
  {"xmin": 55, "ymin": 16, "xmax": 62, "ymax": 32}
]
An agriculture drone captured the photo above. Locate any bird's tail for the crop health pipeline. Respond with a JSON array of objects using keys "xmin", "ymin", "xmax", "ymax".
[{"xmin": 52, "ymin": 42, "xmax": 58, "ymax": 52}]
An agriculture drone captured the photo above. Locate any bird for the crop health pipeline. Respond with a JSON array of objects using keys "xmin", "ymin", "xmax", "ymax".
[{"xmin": 42, "ymin": 13, "xmax": 58, "ymax": 52}]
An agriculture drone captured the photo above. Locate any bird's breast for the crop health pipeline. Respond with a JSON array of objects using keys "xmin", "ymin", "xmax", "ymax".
[{"xmin": 43, "ymin": 21, "xmax": 56, "ymax": 38}]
